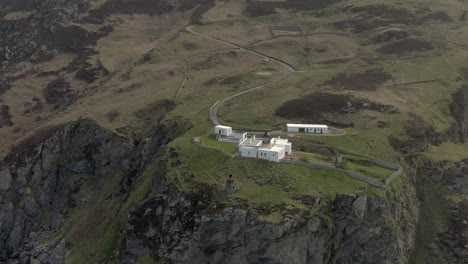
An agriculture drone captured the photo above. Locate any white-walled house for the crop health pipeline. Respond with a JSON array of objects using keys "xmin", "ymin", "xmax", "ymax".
[
  {"xmin": 238, "ymin": 135, "xmax": 262, "ymax": 158},
  {"xmin": 287, "ymin": 124, "xmax": 328, "ymax": 134},
  {"xmin": 238, "ymin": 135, "xmax": 291, "ymax": 162}
]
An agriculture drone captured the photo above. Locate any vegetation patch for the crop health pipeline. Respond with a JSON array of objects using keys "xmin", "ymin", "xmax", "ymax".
[
  {"xmin": 245, "ymin": 0, "xmax": 345, "ymax": 17},
  {"xmin": 377, "ymin": 38, "xmax": 434, "ymax": 56},
  {"xmin": 85, "ymin": 0, "xmax": 215, "ymax": 24},
  {"xmin": 133, "ymin": 99, "xmax": 176, "ymax": 124},
  {"xmin": 0, "ymin": 104, "xmax": 13, "ymax": 128},
  {"xmin": 191, "ymin": 55, "xmax": 224, "ymax": 70},
  {"xmin": 276, "ymin": 92, "xmax": 397, "ymax": 124},
  {"xmin": 332, "ymin": 17, "xmax": 388, "ymax": 33},
  {"xmin": 323, "ymin": 68, "xmax": 392, "ymax": 91},
  {"xmin": 23, "ymin": 97, "xmax": 44, "ymax": 115},
  {"xmin": 388, "ymin": 113, "xmax": 441, "ymax": 153},
  {"xmin": 42, "ymin": 78, "xmax": 75, "ymax": 107},
  {"xmin": 334, "ymin": 5, "xmax": 452, "ymax": 33},
  {"xmin": 372, "ymin": 29, "xmax": 408, "ymax": 43},
  {"xmin": 276, "ymin": 93, "xmax": 352, "ymax": 122},
  {"xmin": 75, "ymin": 65, "xmax": 101, "ymax": 83}
]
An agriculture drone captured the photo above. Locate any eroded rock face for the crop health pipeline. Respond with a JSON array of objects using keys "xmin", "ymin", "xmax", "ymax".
[
  {"xmin": 0, "ymin": 115, "xmax": 192, "ymax": 263},
  {"xmin": 449, "ymin": 88, "xmax": 468, "ymax": 143},
  {"xmin": 0, "ymin": 119, "xmax": 135, "ymax": 262},
  {"xmin": 122, "ymin": 191, "xmax": 417, "ymax": 264}
]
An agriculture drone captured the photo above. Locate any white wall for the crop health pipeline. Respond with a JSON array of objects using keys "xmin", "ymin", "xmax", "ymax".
[
  {"xmin": 215, "ymin": 127, "xmax": 232, "ymax": 136},
  {"xmin": 283, "ymin": 143, "xmax": 292, "ymax": 155},
  {"xmin": 232, "ymin": 132, "xmax": 247, "ymax": 140},
  {"xmin": 239, "ymin": 146, "xmax": 258, "ymax": 158},
  {"xmin": 287, "ymin": 126, "xmax": 328, "ymax": 134},
  {"xmin": 258, "ymin": 149, "xmax": 283, "ymax": 162}
]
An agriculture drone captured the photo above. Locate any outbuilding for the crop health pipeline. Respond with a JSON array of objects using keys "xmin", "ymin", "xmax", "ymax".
[
  {"xmin": 215, "ymin": 125, "xmax": 232, "ymax": 136},
  {"xmin": 287, "ymin": 124, "xmax": 328, "ymax": 134}
]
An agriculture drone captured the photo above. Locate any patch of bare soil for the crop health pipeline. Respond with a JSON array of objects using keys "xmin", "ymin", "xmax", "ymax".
[
  {"xmin": 42, "ymin": 78, "xmax": 75, "ymax": 108},
  {"xmin": 0, "ymin": 104, "xmax": 13, "ymax": 128},
  {"xmin": 324, "ymin": 68, "xmax": 392, "ymax": 91},
  {"xmin": 245, "ymin": 0, "xmax": 345, "ymax": 17},
  {"xmin": 377, "ymin": 39, "xmax": 434, "ymax": 56}
]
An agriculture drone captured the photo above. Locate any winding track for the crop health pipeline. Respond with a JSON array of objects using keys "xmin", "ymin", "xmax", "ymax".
[{"xmin": 186, "ymin": 25, "xmax": 297, "ymax": 126}]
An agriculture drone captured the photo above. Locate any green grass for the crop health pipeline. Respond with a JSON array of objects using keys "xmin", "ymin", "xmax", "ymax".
[
  {"xmin": 122, "ymin": 158, "xmax": 164, "ymax": 211},
  {"xmin": 295, "ymin": 151, "xmax": 335, "ymax": 166},
  {"xmin": 425, "ymin": 141, "xmax": 468, "ymax": 162},
  {"xmin": 201, "ymin": 134, "xmax": 237, "ymax": 155},
  {"xmin": 63, "ymin": 171, "xmax": 125, "ymax": 264}
]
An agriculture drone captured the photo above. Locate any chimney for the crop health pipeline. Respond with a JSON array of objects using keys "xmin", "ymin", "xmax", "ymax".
[{"xmin": 253, "ymin": 135, "xmax": 256, "ymax": 141}]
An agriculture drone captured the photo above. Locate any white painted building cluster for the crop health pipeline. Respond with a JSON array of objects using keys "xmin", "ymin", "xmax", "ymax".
[
  {"xmin": 238, "ymin": 134, "xmax": 292, "ymax": 162},
  {"xmin": 214, "ymin": 123, "xmax": 328, "ymax": 162}
]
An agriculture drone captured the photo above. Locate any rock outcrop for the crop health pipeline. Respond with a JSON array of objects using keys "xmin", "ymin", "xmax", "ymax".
[
  {"xmin": 122, "ymin": 186, "xmax": 417, "ymax": 264},
  {"xmin": 449, "ymin": 87, "xmax": 468, "ymax": 143},
  {"xmin": 0, "ymin": 116, "xmax": 192, "ymax": 263},
  {"xmin": 0, "ymin": 119, "xmax": 135, "ymax": 262}
]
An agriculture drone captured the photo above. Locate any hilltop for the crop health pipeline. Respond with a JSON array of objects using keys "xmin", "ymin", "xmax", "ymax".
[{"xmin": 0, "ymin": 0, "xmax": 466, "ymax": 263}]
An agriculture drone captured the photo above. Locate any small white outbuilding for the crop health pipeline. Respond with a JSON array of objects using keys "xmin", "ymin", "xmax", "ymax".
[
  {"xmin": 287, "ymin": 124, "xmax": 328, "ymax": 134},
  {"xmin": 214, "ymin": 125, "xmax": 232, "ymax": 136}
]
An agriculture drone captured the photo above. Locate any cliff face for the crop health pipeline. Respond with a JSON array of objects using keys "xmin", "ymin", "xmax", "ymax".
[
  {"xmin": 449, "ymin": 87, "xmax": 468, "ymax": 143},
  {"xmin": 122, "ymin": 185, "xmax": 417, "ymax": 264},
  {"xmin": 0, "ymin": 119, "xmax": 135, "ymax": 263},
  {"xmin": 0, "ymin": 119, "xmax": 418, "ymax": 264}
]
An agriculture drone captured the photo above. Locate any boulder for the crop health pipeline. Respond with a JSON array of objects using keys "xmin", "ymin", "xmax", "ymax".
[{"xmin": 0, "ymin": 169, "xmax": 12, "ymax": 192}]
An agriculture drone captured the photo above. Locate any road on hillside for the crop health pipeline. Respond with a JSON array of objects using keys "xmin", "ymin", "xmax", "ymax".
[
  {"xmin": 186, "ymin": 25, "xmax": 296, "ymax": 126},
  {"xmin": 186, "ymin": 25, "xmax": 345, "ymax": 136}
]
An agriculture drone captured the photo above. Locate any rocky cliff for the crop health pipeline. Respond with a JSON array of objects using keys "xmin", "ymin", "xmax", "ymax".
[
  {"xmin": 0, "ymin": 118, "xmax": 418, "ymax": 264},
  {"xmin": 0, "ymin": 119, "xmax": 135, "ymax": 263},
  {"xmin": 121, "ymin": 184, "xmax": 417, "ymax": 264}
]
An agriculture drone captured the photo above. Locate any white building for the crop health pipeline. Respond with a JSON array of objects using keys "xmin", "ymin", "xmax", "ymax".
[
  {"xmin": 215, "ymin": 125, "xmax": 232, "ymax": 136},
  {"xmin": 287, "ymin": 124, "xmax": 328, "ymax": 134},
  {"xmin": 238, "ymin": 135, "xmax": 292, "ymax": 162},
  {"xmin": 214, "ymin": 125, "xmax": 247, "ymax": 143}
]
